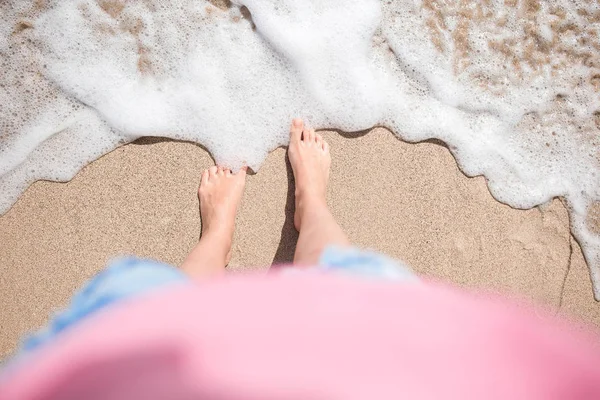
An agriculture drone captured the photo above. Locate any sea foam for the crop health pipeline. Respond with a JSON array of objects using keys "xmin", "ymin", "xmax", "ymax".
[{"xmin": 1, "ymin": 0, "xmax": 599, "ymax": 296}]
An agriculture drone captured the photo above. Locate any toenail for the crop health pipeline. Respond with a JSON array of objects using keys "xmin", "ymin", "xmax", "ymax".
[{"xmin": 293, "ymin": 119, "xmax": 302, "ymax": 127}]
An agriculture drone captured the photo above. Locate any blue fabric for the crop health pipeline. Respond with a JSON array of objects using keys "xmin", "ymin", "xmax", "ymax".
[
  {"xmin": 21, "ymin": 247, "xmax": 415, "ymax": 354},
  {"xmin": 318, "ymin": 246, "xmax": 418, "ymax": 282},
  {"xmin": 22, "ymin": 257, "xmax": 188, "ymax": 352}
]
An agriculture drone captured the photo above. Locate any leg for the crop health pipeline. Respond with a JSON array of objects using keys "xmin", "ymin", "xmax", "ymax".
[
  {"xmin": 288, "ymin": 118, "xmax": 350, "ymax": 265},
  {"xmin": 181, "ymin": 166, "xmax": 247, "ymax": 279}
]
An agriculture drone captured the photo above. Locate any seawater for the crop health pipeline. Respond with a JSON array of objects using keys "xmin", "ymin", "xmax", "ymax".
[{"xmin": 1, "ymin": 0, "xmax": 599, "ymax": 296}]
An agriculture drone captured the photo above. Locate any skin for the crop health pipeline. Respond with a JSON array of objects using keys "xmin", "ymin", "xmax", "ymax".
[{"xmin": 180, "ymin": 118, "xmax": 349, "ymax": 279}]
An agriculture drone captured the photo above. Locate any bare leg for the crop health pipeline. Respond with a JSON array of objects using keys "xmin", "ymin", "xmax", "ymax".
[
  {"xmin": 181, "ymin": 166, "xmax": 247, "ymax": 279},
  {"xmin": 288, "ymin": 118, "xmax": 350, "ymax": 265}
]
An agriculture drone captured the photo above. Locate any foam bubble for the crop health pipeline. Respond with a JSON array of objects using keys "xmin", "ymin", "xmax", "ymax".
[{"xmin": 1, "ymin": 0, "xmax": 600, "ymax": 296}]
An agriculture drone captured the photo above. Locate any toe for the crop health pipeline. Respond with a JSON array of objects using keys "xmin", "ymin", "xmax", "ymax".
[
  {"xmin": 307, "ymin": 128, "xmax": 315, "ymax": 143},
  {"xmin": 201, "ymin": 169, "xmax": 209, "ymax": 185},
  {"xmin": 217, "ymin": 166, "xmax": 224, "ymax": 176},
  {"xmin": 316, "ymin": 133, "xmax": 323, "ymax": 145},
  {"xmin": 301, "ymin": 128, "xmax": 310, "ymax": 142},
  {"xmin": 322, "ymin": 140, "xmax": 330, "ymax": 153},
  {"xmin": 209, "ymin": 166, "xmax": 218, "ymax": 178},
  {"xmin": 225, "ymin": 168, "xmax": 232, "ymax": 176},
  {"xmin": 234, "ymin": 166, "xmax": 247, "ymax": 184},
  {"xmin": 290, "ymin": 118, "xmax": 303, "ymax": 143}
]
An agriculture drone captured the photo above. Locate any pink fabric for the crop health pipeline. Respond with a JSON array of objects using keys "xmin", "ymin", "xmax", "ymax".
[{"xmin": 2, "ymin": 273, "xmax": 600, "ymax": 400}]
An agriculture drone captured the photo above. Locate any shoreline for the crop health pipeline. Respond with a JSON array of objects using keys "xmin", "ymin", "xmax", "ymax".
[{"xmin": 0, "ymin": 127, "xmax": 598, "ymax": 358}]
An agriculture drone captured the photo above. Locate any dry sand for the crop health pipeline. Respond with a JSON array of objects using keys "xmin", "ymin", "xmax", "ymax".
[{"xmin": 1, "ymin": 128, "xmax": 599, "ymax": 358}]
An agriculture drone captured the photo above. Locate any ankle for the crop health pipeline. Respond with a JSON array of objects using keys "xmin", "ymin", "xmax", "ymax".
[
  {"xmin": 296, "ymin": 194, "xmax": 328, "ymax": 220},
  {"xmin": 200, "ymin": 227, "xmax": 233, "ymax": 252},
  {"xmin": 295, "ymin": 192, "xmax": 330, "ymax": 229},
  {"xmin": 295, "ymin": 188, "xmax": 326, "ymax": 207}
]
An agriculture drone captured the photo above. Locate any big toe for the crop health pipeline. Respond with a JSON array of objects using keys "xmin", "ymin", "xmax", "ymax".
[{"xmin": 290, "ymin": 118, "xmax": 303, "ymax": 143}]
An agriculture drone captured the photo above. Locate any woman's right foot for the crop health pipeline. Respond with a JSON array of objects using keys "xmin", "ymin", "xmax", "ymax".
[
  {"xmin": 288, "ymin": 118, "xmax": 331, "ymax": 231},
  {"xmin": 198, "ymin": 165, "xmax": 247, "ymax": 266}
]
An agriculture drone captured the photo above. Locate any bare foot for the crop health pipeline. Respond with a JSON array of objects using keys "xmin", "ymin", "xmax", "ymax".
[
  {"xmin": 199, "ymin": 166, "xmax": 247, "ymax": 265},
  {"xmin": 288, "ymin": 118, "xmax": 331, "ymax": 231}
]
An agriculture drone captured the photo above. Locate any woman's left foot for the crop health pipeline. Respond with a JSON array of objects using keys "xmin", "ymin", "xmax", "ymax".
[{"xmin": 199, "ymin": 166, "xmax": 247, "ymax": 265}]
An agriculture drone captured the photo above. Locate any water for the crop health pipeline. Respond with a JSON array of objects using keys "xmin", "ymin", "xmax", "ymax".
[{"xmin": 1, "ymin": 0, "xmax": 599, "ymax": 296}]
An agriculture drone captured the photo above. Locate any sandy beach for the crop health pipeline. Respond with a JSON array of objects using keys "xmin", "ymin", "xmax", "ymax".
[{"xmin": 1, "ymin": 128, "xmax": 599, "ymax": 358}]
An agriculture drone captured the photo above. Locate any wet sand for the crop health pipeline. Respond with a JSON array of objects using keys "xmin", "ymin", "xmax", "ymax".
[{"xmin": 1, "ymin": 127, "xmax": 599, "ymax": 358}]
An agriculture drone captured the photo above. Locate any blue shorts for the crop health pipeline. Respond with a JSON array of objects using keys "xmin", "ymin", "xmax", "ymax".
[{"xmin": 21, "ymin": 247, "xmax": 416, "ymax": 353}]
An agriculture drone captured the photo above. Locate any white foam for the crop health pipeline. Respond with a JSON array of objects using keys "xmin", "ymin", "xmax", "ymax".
[{"xmin": 1, "ymin": 0, "xmax": 600, "ymax": 296}]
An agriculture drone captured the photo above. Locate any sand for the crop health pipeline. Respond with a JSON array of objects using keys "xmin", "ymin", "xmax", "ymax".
[{"xmin": 1, "ymin": 127, "xmax": 599, "ymax": 359}]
